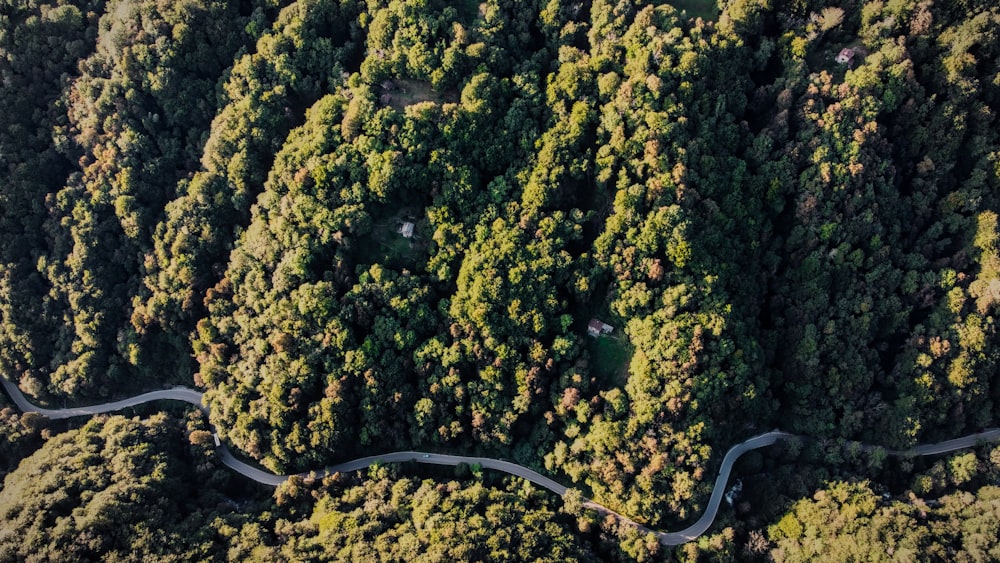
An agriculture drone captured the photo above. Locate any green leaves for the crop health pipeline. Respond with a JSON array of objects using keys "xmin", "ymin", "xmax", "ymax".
[{"xmin": 4, "ymin": 0, "xmax": 1000, "ymax": 555}]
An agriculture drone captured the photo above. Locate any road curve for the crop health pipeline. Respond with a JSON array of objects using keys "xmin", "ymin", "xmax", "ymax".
[
  {"xmin": 657, "ymin": 430, "xmax": 794, "ymax": 544},
  {"xmin": 1, "ymin": 377, "xmax": 205, "ymax": 419},
  {"xmin": 3, "ymin": 377, "xmax": 1000, "ymax": 546}
]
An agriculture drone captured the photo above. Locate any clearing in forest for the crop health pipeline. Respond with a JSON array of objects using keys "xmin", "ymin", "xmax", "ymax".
[
  {"xmin": 664, "ymin": 0, "xmax": 718, "ymax": 20},
  {"xmin": 382, "ymin": 79, "xmax": 459, "ymax": 112},
  {"xmin": 579, "ymin": 292, "xmax": 631, "ymax": 386},
  {"xmin": 589, "ymin": 335, "xmax": 631, "ymax": 387},
  {"xmin": 356, "ymin": 208, "xmax": 428, "ymax": 270}
]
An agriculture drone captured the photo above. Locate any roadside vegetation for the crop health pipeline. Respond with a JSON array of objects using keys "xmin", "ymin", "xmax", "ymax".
[{"xmin": 1, "ymin": 0, "xmax": 1000, "ymax": 560}]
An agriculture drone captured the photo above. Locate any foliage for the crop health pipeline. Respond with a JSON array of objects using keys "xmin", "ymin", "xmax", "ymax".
[
  {"xmin": 0, "ymin": 413, "xmax": 224, "ymax": 562},
  {"xmin": 261, "ymin": 475, "xmax": 602, "ymax": 562},
  {"xmin": 1, "ymin": 0, "xmax": 1000, "ymax": 558},
  {"xmin": 0, "ymin": 412, "xmax": 607, "ymax": 562},
  {"xmin": 769, "ymin": 476, "xmax": 1000, "ymax": 562}
]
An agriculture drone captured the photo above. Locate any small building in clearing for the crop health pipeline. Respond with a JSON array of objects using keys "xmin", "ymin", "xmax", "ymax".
[
  {"xmin": 399, "ymin": 221, "xmax": 415, "ymax": 238},
  {"xmin": 587, "ymin": 318, "xmax": 614, "ymax": 338},
  {"xmin": 836, "ymin": 47, "xmax": 856, "ymax": 65}
]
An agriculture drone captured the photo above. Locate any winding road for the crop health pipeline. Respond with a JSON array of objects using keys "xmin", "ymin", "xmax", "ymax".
[{"xmin": 3, "ymin": 377, "xmax": 1000, "ymax": 545}]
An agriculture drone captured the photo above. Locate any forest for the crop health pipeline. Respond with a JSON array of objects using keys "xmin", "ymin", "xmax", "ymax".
[{"xmin": 1, "ymin": 0, "xmax": 999, "ymax": 560}]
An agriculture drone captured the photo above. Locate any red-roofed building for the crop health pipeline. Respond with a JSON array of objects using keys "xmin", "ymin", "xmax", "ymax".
[
  {"xmin": 836, "ymin": 47, "xmax": 856, "ymax": 65},
  {"xmin": 588, "ymin": 318, "xmax": 614, "ymax": 338}
]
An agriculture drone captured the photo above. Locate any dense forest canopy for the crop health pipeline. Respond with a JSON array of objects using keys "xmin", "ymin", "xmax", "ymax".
[{"xmin": 2, "ymin": 0, "xmax": 1000, "ymax": 559}]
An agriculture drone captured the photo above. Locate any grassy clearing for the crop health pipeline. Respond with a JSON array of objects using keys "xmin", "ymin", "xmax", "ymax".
[
  {"xmin": 588, "ymin": 336, "xmax": 631, "ymax": 387},
  {"xmin": 386, "ymin": 79, "xmax": 458, "ymax": 112},
  {"xmin": 355, "ymin": 207, "xmax": 428, "ymax": 270},
  {"xmin": 356, "ymin": 232, "xmax": 415, "ymax": 269},
  {"xmin": 575, "ymin": 284, "xmax": 631, "ymax": 386},
  {"xmin": 806, "ymin": 40, "xmax": 868, "ymax": 76},
  {"xmin": 664, "ymin": 0, "xmax": 718, "ymax": 21}
]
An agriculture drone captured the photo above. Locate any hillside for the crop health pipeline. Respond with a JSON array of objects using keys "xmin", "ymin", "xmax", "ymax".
[{"xmin": 2, "ymin": 0, "xmax": 1000, "ymax": 560}]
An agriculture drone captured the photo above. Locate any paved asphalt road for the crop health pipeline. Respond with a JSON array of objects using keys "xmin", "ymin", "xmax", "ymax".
[
  {"xmin": 1, "ymin": 377, "xmax": 205, "ymax": 418},
  {"xmin": 3, "ymin": 377, "xmax": 1000, "ymax": 545}
]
